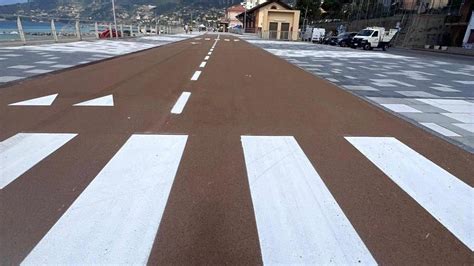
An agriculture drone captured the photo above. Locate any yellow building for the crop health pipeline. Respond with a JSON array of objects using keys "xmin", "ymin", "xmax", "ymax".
[{"xmin": 237, "ymin": 0, "xmax": 301, "ymax": 41}]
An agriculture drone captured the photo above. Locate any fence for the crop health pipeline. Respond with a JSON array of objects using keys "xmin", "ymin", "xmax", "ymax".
[{"xmin": 0, "ymin": 15, "xmax": 178, "ymax": 45}]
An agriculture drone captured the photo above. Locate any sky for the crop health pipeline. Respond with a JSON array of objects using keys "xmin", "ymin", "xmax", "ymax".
[{"xmin": 0, "ymin": 0, "xmax": 27, "ymax": 6}]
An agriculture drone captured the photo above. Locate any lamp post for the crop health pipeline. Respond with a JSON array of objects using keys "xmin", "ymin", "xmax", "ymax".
[
  {"xmin": 112, "ymin": 0, "xmax": 118, "ymax": 39},
  {"xmin": 241, "ymin": 2, "xmax": 247, "ymax": 33}
]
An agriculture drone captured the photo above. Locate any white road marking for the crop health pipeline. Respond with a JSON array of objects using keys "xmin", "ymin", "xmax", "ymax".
[
  {"xmin": 381, "ymin": 104, "xmax": 421, "ymax": 113},
  {"xmin": 204, "ymin": 56, "xmax": 210, "ymax": 60},
  {"xmin": 396, "ymin": 91, "xmax": 438, "ymax": 98},
  {"xmin": 208, "ymin": 52, "xmax": 212, "ymax": 55},
  {"xmin": 442, "ymin": 113, "xmax": 474, "ymax": 123},
  {"xmin": 430, "ymin": 86, "xmax": 460, "ymax": 92},
  {"xmin": 35, "ymin": 61, "xmax": 57, "ymax": 64},
  {"xmin": 371, "ymin": 79, "xmax": 415, "ymax": 87},
  {"xmin": 346, "ymin": 137, "xmax": 474, "ymax": 251},
  {"xmin": 191, "ymin": 71, "xmax": 201, "ymax": 81},
  {"xmin": 344, "ymin": 85, "xmax": 378, "ymax": 91},
  {"xmin": 420, "ymin": 122, "xmax": 460, "ymax": 137},
  {"xmin": 51, "ymin": 64, "xmax": 74, "ymax": 68},
  {"xmin": 25, "ymin": 69, "xmax": 53, "ymax": 74},
  {"xmin": 9, "ymin": 93, "xmax": 58, "ymax": 106},
  {"xmin": 455, "ymin": 80, "xmax": 474, "ymax": 85},
  {"xmin": 205, "ymin": 38, "xmax": 210, "ymax": 40},
  {"xmin": 0, "ymin": 76, "xmax": 23, "ymax": 82},
  {"xmin": 416, "ymin": 99, "xmax": 474, "ymax": 114},
  {"xmin": 199, "ymin": 62, "xmax": 207, "ymax": 68},
  {"xmin": 454, "ymin": 123, "xmax": 474, "ymax": 133},
  {"xmin": 0, "ymin": 133, "xmax": 77, "ymax": 189},
  {"xmin": 23, "ymin": 135, "xmax": 188, "ymax": 264},
  {"xmin": 8, "ymin": 65, "xmax": 35, "ymax": 69},
  {"xmin": 73, "ymin": 95, "xmax": 114, "ymax": 107},
  {"xmin": 241, "ymin": 136, "xmax": 376, "ymax": 265},
  {"xmin": 171, "ymin": 92, "xmax": 191, "ymax": 114}
]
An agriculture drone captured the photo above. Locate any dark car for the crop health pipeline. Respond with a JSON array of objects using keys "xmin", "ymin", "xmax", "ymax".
[{"xmin": 328, "ymin": 32, "xmax": 357, "ymax": 46}]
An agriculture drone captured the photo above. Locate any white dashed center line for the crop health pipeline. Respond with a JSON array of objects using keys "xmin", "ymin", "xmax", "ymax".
[
  {"xmin": 200, "ymin": 62, "xmax": 207, "ymax": 68},
  {"xmin": 171, "ymin": 92, "xmax": 191, "ymax": 114},
  {"xmin": 191, "ymin": 71, "xmax": 201, "ymax": 81},
  {"xmin": 204, "ymin": 56, "xmax": 210, "ymax": 60}
]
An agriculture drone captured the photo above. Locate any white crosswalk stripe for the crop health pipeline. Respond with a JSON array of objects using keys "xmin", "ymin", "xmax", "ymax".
[
  {"xmin": 4, "ymin": 132, "xmax": 471, "ymax": 262},
  {"xmin": 241, "ymin": 136, "xmax": 377, "ymax": 265},
  {"xmin": 346, "ymin": 137, "xmax": 474, "ymax": 251},
  {"xmin": 23, "ymin": 134, "xmax": 188, "ymax": 264},
  {"xmin": 0, "ymin": 133, "xmax": 77, "ymax": 189}
]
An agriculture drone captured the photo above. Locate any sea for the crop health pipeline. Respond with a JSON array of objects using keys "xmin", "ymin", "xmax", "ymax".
[{"xmin": 0, "ymin": 19, "xmax": 96, "ymax": 42}]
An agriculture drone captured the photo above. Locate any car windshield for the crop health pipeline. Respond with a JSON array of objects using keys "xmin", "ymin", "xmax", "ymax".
[{"xmin": 357, "ymin": 29, "xmax": 373, "ymax": 36}]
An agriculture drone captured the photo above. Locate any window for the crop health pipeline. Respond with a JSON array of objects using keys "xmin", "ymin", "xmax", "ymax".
[
  {"xmin": 372, "ymin": 31, "xmax": 378, "ymax": 37},
  {"xmin": 357, "ymin": 29, "xmax": 373, "ymax": 36},
  {"xmin": 271, "ymin": 5, "xmax": 277, "ymax": 9}
]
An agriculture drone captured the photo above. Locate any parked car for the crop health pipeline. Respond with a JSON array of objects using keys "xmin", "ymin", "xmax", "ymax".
[{"xmin": 328, "ymin": 32, "xmax": 357, "ymax": 46}]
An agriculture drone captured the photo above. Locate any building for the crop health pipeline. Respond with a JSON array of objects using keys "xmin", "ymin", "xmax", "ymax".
[
  {"xmin": 226, "ymin": 4, "xmax": 246, "ymax": 28},
  {"xmin": 237, "ymin": 0, "xmax": 300, "ymax": 41}
]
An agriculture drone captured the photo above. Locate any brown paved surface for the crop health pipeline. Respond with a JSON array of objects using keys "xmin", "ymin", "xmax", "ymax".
[{"xmin": 0, "ymin": 34, "xmax": 473, "ymax": 265}]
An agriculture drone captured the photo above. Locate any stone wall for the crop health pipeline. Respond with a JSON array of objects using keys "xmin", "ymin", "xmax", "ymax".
[{"xmin": 311, "ymin": 14, "xmax": 454, "ymax": 48}]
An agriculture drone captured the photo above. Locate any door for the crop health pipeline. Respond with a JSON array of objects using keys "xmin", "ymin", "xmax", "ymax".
[
  {"xmin": 371, "ymin": 30, "xmax": 380, "ymax": 47},
  {"xmin": 280, "ymin": 23, "xmax": 290, "ymax": 40},
  {"xmin": 269, "ymin": 22, "xmax": 278, "ymax": 39}
]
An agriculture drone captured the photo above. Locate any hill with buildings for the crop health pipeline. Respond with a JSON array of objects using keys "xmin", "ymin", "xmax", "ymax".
[{"xmin": 0, "ymin": 0, "xmax": 244, "ymax": 23}]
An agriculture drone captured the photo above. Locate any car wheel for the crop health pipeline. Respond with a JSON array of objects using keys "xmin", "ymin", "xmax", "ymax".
[
  {"xmin": 363, "ymin": 44, "xmax": 370, "ymax": 50},
  {"xmin": 382, "ymin": 44, "xmax": 389, "ymax": 51}
]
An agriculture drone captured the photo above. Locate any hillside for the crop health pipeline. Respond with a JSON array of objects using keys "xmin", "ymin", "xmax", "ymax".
[{"xmin": 0, "ymin": 0, "xmax": 243, "ymax": 21}]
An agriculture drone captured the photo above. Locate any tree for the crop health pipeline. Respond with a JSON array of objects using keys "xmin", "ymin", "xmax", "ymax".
[
  {"xmin": 320, "ymin": 0, "xmax": 352, "ymax": 19},
  {"xmin": 295, "ymin": 0, "xmax": 321, "ymax": 26}
]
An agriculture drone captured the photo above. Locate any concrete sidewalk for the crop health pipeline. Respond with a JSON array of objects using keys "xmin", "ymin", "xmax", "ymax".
[{"xmin": 0, "ymin": 33, "xmax": 202, "ymax": 85}]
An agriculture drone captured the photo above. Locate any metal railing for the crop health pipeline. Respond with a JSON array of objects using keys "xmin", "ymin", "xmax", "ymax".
[{"xmin": 0, "ymin": 14, "xmax": 178, "ymax": 45}]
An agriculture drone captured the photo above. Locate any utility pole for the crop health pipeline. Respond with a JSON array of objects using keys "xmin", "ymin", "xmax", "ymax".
[
  {"xmin": 241, "ymin": 1, "xmax": 247, "ymax": 33},
  {"xmin": 112, "ymin": 0, "xmax": 118, "ymax": 39}
]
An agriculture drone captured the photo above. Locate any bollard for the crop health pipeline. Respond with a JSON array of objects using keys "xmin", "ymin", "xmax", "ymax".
[
  {"xmin": 120, "ymin": 24, "xmax": 124, "ymax": 38},
  {"xmin": 51, "ymin": 19, "xmax": 58, "ymax": 42},
  {"xmin": 95, "ymin": 22, "xmax": 99, "ymax": 39},
  {"xmin": 75, "ymin": 20, "xmax": 82, "ymax": 40},
  {"xmin": 17, "ymin": 16, "xmax": 26, "ymax": 44},
  {"xmin": 109, "ymin": 23, "xmax": 113, "ymax": 39},
  {"xmin": 129, "ymin": 25, "xmax": 133, "ymax": 37}
]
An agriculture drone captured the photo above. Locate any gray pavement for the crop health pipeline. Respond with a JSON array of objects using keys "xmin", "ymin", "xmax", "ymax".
[
  {"xmin": 244, "ymin": 37, "xmax": 474, "ymax": 152},
  {"xmin": 0, "ymin": 34, "xmax": 201, "ymax": 84}
]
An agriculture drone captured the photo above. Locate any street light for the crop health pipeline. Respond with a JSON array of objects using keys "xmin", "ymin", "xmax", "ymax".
[
  {"xmin": 112, "ymin": 0, "xmax": 118, "ymax": 39},
  {"xmin": 241, "ymin": 2, "xmax": 247, "ymax": 33}
]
